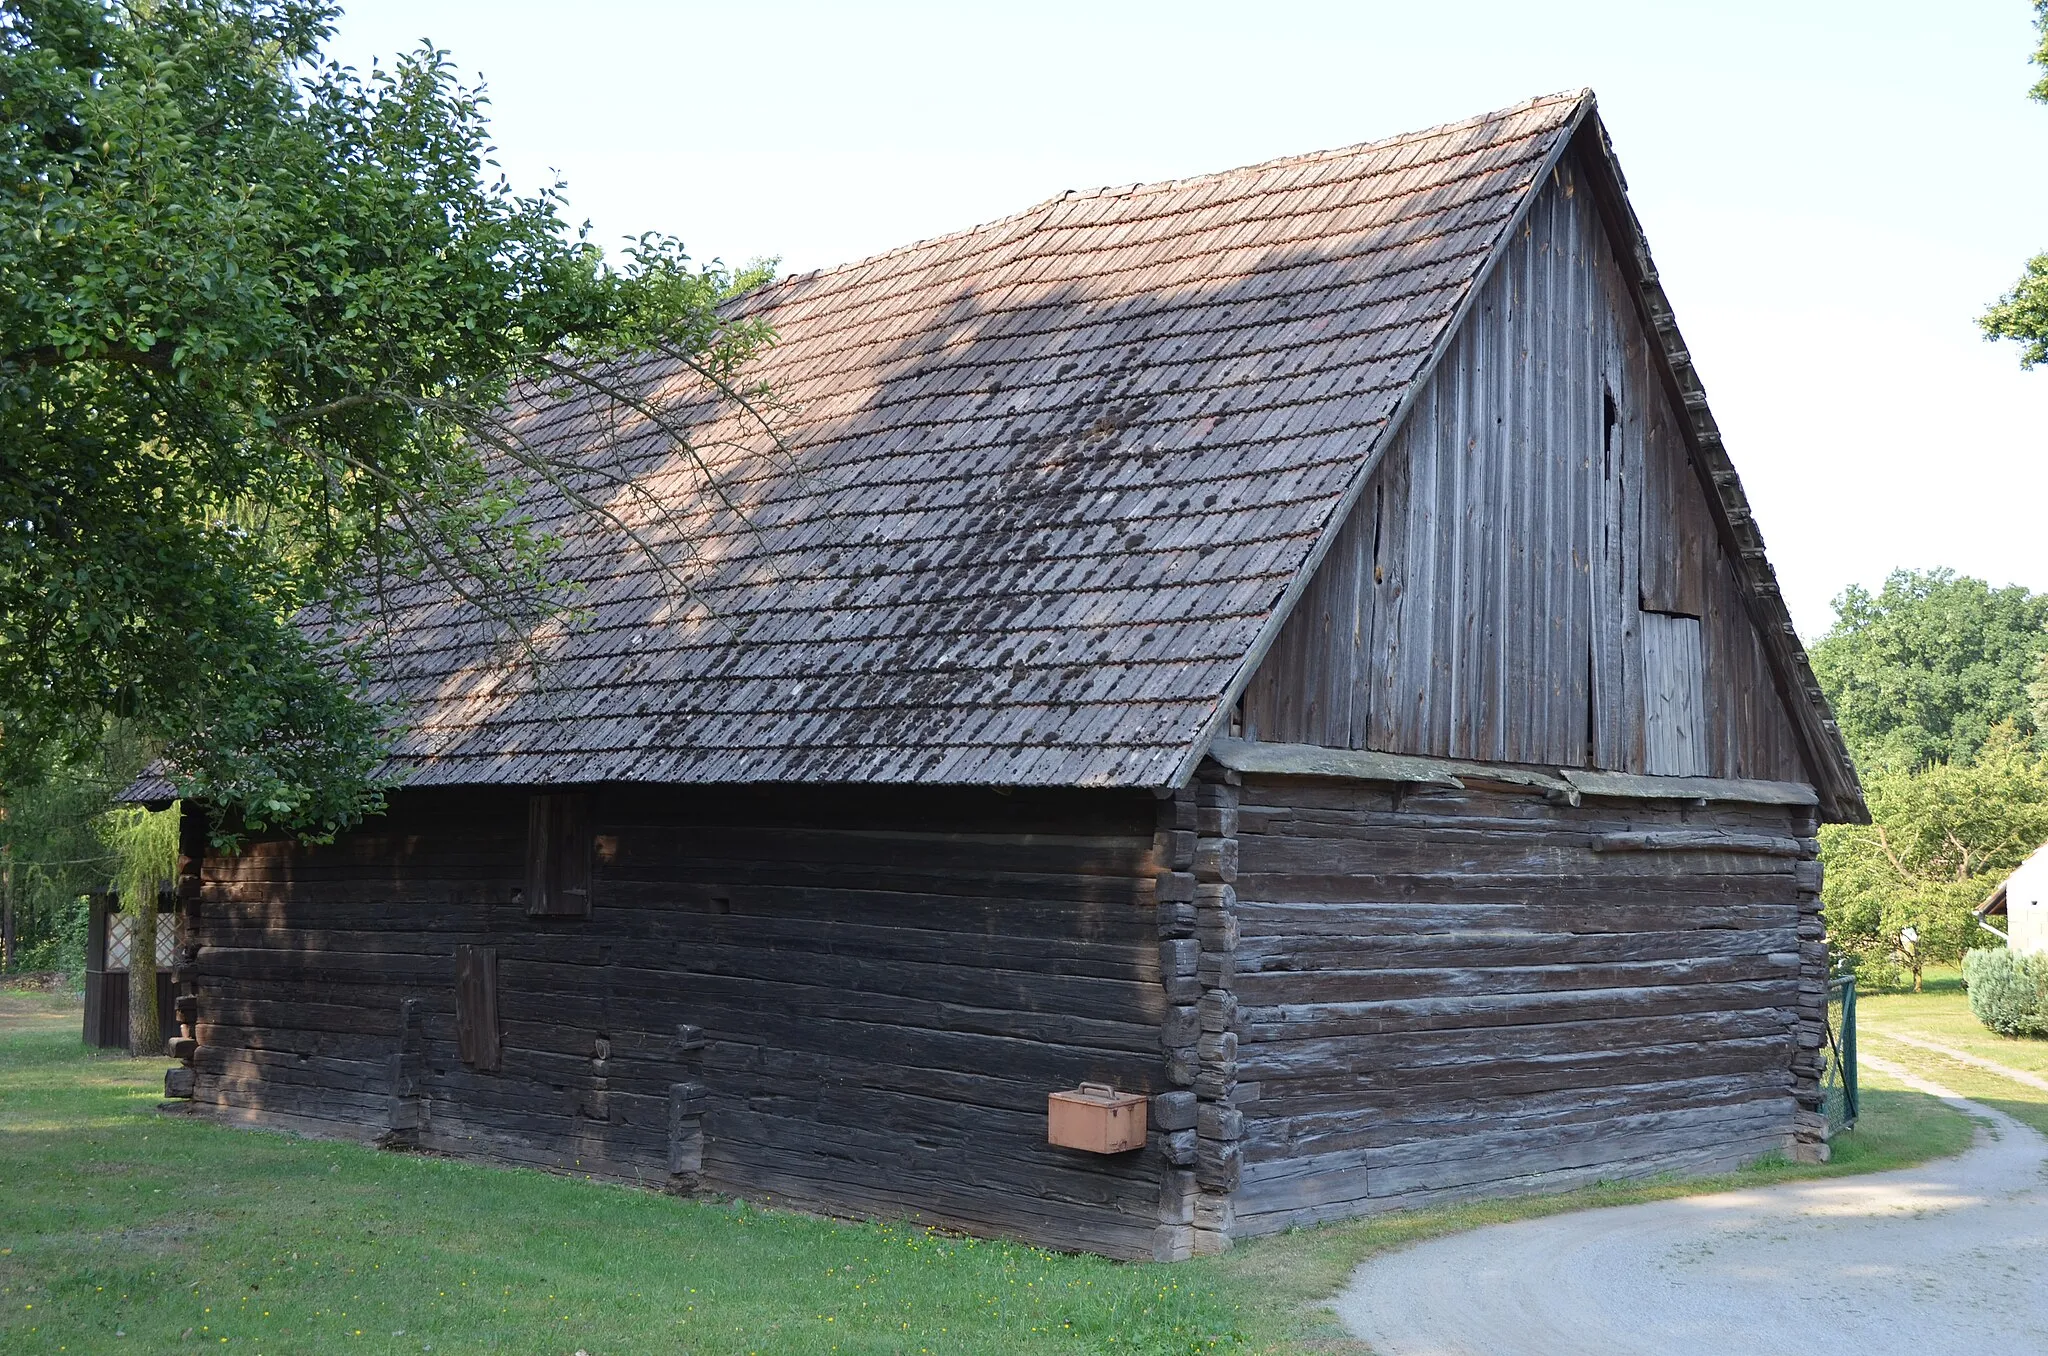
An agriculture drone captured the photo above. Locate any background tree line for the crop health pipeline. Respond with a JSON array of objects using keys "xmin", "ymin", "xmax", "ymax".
[{"xmin": 1813, "ymin": 570, "xmax": 2048, "ymax": 988}]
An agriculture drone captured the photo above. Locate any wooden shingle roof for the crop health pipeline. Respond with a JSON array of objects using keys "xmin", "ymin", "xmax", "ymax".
[{"xmin": 332, "ymin": 88, "xmax": 1851, "ymax": 796}]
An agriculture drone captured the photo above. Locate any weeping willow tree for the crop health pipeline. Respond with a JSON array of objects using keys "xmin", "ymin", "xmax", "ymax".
[{"xmin": 100, "ymin": 803, "xmax": 180, "ymax": 1056}]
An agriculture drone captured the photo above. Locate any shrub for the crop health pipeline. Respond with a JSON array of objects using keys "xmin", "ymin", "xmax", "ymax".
[
  {"xmin": 1962, "ymin": 947, "xmax": 2048, "ymax": 1036},
  {"xmin": 5, "ymin": 895, "xmax": 87, "ymax": 983},
  {"xmin": 1832, "ymin": 938, "xmax": 1907, "ymax": 992}
]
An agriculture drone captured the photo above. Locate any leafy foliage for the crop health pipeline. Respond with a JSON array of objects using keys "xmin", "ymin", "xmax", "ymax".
[
  {"xmin": 100, "ymin": 802, "xmax": 177, "ymax": 915},
  {"xmin": 97, "ymin": 798, "xmax": 178, "ymax": 1053},
  {"xmin": 1982, "ymin": 1, "xmax": 2048, "ymax": 363},
  {"xmin": 2033, "ymin": 0, "xmax": 2048, "ymax": 101},
  {"xmin": 1821, "ymin": 733, "xmax": 2048, "ymax": 990},
  {"xmin": 1807, "ymin": 569, "xmax": 2048, "ymax": 773},
  {"xmin": 0, "ymin": 0, "xmax": 773, "ymax": 841},
  {"xmin": 1961, "ymin": 946, "xmax": 2048, "ymax": 1037},
  {"xmin": 0, "ymin": 720, "xmax": 152, "ymax": 974},
  {"xmin": 1811, "ymin": 571, "xmax": 2048, "ymax": 991}
]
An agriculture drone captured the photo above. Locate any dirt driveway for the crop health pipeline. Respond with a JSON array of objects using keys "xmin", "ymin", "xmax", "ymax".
[{"xmin": 1333, "ymin": 1059, "xmax": 2048, "ymax": 1355}]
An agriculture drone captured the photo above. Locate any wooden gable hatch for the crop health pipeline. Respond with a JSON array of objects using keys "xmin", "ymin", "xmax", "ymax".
[{"xmin": 154, "ymin": 91, "xmax": 1864, "ymax": 1261}]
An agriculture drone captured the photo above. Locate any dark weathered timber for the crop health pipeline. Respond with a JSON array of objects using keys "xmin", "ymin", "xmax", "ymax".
[
  {"xmin": 1591, "ymin": 829, "xmax": 1808, "ymax": 857},
  {"xmin": 453, "ymin": 945, "xmax": 502, "ymax": 1073},
  {"xmin": 83, "ymin": 894, "xmax": 109, "ymax": 1048},
  {"xmin": 1561, "ymin": 769, "xmax": 1818, "ymax": 806},
  {"xmin": 187, "ymin": 763, "xmax": 1826, "ymax": 1258},
  {"xmin": 1208, "ymin": 739, "xmax": 1551, "ymax": 792},
  {"xmin": 187, "ymin": 783, "xmax": 1169, "ymax": 1260},
  {"xmin": 1567, "ymin": 120, "xmax": 1864, "ymax": 822},
  {"xmin": 1227, "ymin": 769, "xmax": 1812, "ymax": 1238},
  {"xmin": 526, "ymin": 792, "xmax": 592, "ymax": 917}
]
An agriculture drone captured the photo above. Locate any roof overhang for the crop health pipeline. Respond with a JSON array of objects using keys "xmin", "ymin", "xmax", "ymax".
[
  {"xmin": 1979, "ymin": 882, "xmax": 2009, "ymax": 919},
  {"xmin": 1207, "ymin": 737, "xmax": 1820, "ymax": 810}
]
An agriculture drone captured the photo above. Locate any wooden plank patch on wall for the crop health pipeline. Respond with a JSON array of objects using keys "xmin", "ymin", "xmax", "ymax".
[
  {"xmin": 526, "ymin": 792, "xmax": 592, "ymax": 917},
  {"xmin": 1642, "ymin": 613, "xmax": 1707, "ymax": 777},
  {"xmin": 455, "ymin": 944, "xmax": 502, "ymax": 1073}
]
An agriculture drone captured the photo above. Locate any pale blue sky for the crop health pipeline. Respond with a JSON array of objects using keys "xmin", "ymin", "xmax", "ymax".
[{"xmin": 331, "ymin": 1, "xmax": 2048, "ymax": 637}]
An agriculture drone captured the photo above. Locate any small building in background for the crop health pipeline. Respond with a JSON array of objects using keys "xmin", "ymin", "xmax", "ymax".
[
  {"xmin": 1979, "ymin": 845, "xmax": 2048, "ymax": 955},
  {"xmin": 82, "ymin": 893, "xmax": 177, "ymax": 1052}
]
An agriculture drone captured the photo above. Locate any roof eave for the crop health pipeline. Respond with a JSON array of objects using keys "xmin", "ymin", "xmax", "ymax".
[{"xmin": 1978, "ymin": 882, "xmax": 2009, "ymax": 918}]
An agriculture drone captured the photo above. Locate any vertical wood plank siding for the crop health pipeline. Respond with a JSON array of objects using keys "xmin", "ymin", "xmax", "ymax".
[
  {"xmin": 1229, "ymin": 773, "xmax": 1811, "ymax": 1237},
  {"xmin": 1640, "ymin": 612, "xmax": 1707, "ymax": 776},
  {"xmin": 1242, "ymin": 158, "xmax": 1807, "ymax": 783},
  {"xmin": 187, "ymin": 785, "xmax": 1171, "ymax": 1258}
]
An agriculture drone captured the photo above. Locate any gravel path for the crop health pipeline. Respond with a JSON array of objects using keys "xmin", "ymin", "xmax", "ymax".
[
  {"xmin": 1870, "ymin": 1028, "xmax": 2048, "ymax": 1092},
  {"xmin": 1333, "ymin": 1058, "xmax": 2048, "ymax": 1356}
]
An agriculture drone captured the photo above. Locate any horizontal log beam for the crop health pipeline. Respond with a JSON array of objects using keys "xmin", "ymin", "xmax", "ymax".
[{"xmin": 1206, "ymin": 738, "xmax": 1819, "ymax": 809}]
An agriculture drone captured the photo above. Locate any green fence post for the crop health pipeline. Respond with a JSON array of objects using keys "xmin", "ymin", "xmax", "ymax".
[{"xmin": 1842, "ymin": 973, "xmax": 1858, "ymax": 1127}]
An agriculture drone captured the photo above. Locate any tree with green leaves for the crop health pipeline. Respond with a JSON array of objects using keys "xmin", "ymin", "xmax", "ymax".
[
  {"xmin": 1810, "ymin": 571, "xmax": 2048, "ymax": 989},
  {"xmin": 0, "ymin": 720, "xmax": 152, "ymax": 974},
  {"xmin": 1983, "ymin": 0, "xmax": 2048, "ymax": 362},
  {"xmin": 1820, "ymin": 732, "xmax": 2048, "ymax": 990},
  {"xmin": 1807, "ymin": 569, "xmax": 2048, "ymax": 773},
  {"xmin": 1, "ymin": 0, "xmax": 772, "ymax": 844},
  {"xmin": 99, "ymin": 800, "xmax": 177, "ymax": 1053}
]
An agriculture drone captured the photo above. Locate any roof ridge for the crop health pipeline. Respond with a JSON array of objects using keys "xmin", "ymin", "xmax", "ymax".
[{"xmin": 727, "ymin": 89, "xmax": 1589, "ymax": 318}]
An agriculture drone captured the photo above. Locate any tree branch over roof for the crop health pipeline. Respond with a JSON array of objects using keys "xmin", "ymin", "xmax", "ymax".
[{"xmin": 0, "ymin": 0, "xmax": 778, "ymax": 843}]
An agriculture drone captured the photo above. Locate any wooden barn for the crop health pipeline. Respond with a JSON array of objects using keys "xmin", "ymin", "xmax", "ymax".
[{"xmin": 152, "ymin": 90, "xmax": 1867, "ymax": 1261}]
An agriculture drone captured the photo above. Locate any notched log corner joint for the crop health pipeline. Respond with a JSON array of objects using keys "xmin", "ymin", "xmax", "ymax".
[{"xmin": 1151, "ymin": 762, "xmax": 1244, "ymax": 1261}]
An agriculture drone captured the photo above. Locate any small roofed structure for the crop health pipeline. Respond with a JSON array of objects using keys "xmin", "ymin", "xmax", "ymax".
[
  {"xmin": 1979, "ymin": 843, "xmax": 2048, "ymax": 955},
  {"xmin": 152, "ymin": 90, "xmax": 1864, "ymax": 1260}
]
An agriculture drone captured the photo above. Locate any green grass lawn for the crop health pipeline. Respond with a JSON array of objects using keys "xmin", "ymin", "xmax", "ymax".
[
  {"xmin": 1858, "ymin": 964, "xmax": 2048, "ymax": 1140},
  {"xmin": 1858, "ymin": 966, "xmax": 2048, "ymax": 1078},
  {"xmin": 0, "ymin": 992, "xmax": 1977, "ymax": 1355}
]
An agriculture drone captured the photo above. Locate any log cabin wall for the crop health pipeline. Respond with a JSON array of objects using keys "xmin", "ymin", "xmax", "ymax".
[
  {"xmin": 1229, "ymin": 770, "xmax": 1821, "ymax": 1238},
  {"xmin": 185, "ymin": 783, "xmax": 1175, "ymax": 1259},
  {"xmin": 1240, "ymin": 152, "xmax": 1808, "ymax": 783}
]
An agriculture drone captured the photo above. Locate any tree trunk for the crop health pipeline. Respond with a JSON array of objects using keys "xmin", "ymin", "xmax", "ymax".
[
  {"xmin": 127, "ymin": 896, "xmax": 159, "ymax": 1057},
  {"xmin": 1, "ymin": 844, "xmax": 14, "ymax": 972}
]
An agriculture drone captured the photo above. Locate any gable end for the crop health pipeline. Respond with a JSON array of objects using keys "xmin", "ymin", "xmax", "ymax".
[{"xmin": 1229, "ymin": 120, "xmax": 1865, "ymax": 821}]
